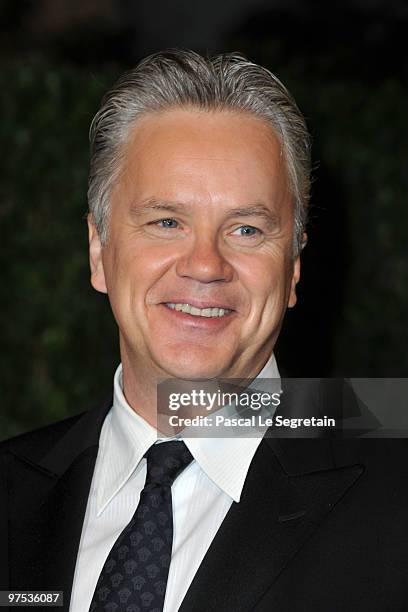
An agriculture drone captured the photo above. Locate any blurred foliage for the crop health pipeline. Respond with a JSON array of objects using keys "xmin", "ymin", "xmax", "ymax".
[
  {"xmin": 309, "ymin": 78, "xmax": 408, "ymax": 376},
  {"xmin": 274, "ymin": 69, "xmax": 408, "ymax": 379},
  {"xmin": 0, "ymin": 62, "xmax": 119, "ymax": 439},
  {"xmin": 0, "ymin": 59, "xmax": 407, "ymax": 440}
]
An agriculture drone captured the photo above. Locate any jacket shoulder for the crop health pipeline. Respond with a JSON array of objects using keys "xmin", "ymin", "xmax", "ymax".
[{"xmin": 0, "ymin": 412, "xmax": 86, "ymax": 463}]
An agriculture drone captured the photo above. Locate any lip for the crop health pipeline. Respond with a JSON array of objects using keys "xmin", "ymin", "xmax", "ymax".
[
  {"xmin": 158, "ymin": 303, "xmax": 236, "ymax": 329},
  {"xmin": 160, "ymin": 299, "xmax": 236, "ymax": 311}
]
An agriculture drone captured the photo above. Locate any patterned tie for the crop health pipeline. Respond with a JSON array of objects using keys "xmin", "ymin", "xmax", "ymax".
[{"xmin": 90, "ymin": 441, "xmax": 193, "ymax": 612}]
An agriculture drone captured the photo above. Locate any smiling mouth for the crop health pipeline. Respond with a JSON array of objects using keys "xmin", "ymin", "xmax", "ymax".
[{"xmin": 164, "ymin": 303, "xmax": 232, "ymax": 318}]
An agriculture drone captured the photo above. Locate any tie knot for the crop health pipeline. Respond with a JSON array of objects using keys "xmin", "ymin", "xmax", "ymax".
[{"xmin": 144, "ymin": 441, "xmax": 193, "ymax": 487}]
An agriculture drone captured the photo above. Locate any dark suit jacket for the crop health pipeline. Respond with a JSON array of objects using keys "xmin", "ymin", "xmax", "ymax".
[{"xmin": 1, "ymin": 385, "xmax": 408, "ymax": 612}]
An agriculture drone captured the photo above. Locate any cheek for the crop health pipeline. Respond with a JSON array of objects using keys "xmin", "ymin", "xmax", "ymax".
[
  {"xmin": 236, "ymin": 255, "xmax": 292, "ymax": 325},
  {"xmin": 141, "ymin": 246, "xmax": 178, "ymax": 282},
  {"xmin": 106, "ymin": 239, "xmax": 165, "ymax": 287},
  {"xmin": 102, "ymin": 244, "xmax": 140, "ymax": 317},
  {"xmin": 237, "ymin": 254, "xmax": 285, "ymax": 299}
]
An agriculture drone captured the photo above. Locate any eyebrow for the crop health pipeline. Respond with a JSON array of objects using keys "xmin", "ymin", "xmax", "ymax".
[
  {"xmin": 130, "ymin": 198, "xmax": 186, "ymax": 216},
  {"xmin": 130, "ymin": 198, "xmax": 280, "ymax": 228}
]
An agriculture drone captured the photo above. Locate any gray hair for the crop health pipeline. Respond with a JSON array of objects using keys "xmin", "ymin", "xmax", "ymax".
[{"xmin": 88, "ymin": 49, "xmax": 311, "ymax": 256}]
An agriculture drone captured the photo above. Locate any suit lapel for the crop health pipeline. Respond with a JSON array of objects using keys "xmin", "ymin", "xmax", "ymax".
[
  {"xmin": 6, "ymin": 379, "xmax": 369, "ymax": 612},
  {"xmin": 7, "ymin": 398, "xmax": 112, "ymax": 611},
  {"xmin": 180, "ymin": 436, "xmax": 364, "ymax": 612}
]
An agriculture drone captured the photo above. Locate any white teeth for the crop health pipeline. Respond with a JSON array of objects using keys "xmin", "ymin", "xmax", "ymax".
[{"xmin": 165, "ymin": 303, "xmax": 231, "ymax": 317}]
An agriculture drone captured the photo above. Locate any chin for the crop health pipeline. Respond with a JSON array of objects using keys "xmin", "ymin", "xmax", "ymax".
[{"xmin": 154, "ymin": 346, "xmax": 230, "ymax": 381}]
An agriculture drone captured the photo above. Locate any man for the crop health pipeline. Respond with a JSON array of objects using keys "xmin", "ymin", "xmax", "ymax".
[{"xmin": 1, "ymin": 50, "xmax": 407, "ymax": 612}]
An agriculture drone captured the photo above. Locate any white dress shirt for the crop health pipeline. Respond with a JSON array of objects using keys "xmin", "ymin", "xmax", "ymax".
[{"xmin": 70, "ymin": 354, "xmax": 280, "ymax": 612}]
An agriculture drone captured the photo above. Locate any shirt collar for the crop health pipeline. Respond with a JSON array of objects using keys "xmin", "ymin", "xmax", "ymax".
[
  {"xmin": 95, "ymin": 366, "xmax": 158, "ymax": 515},
  {"xmin": 184, "ymin": 354, "xmax": 280, "ymax": 502},
  {"xmin": 96, "ymin": 354, "xmax": 280, "ymax": 513}
]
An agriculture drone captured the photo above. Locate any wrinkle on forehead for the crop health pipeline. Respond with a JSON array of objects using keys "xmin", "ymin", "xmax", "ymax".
[
  {"xmin": 124, "ymin": 107, "xmax": 283, "ymax": 152},
  {"xmin": 173, "ymin": 156, "xmax": 244, "ymax": 162},
  {"xmin": 112, "ymin": 108, "xmax": 291, "ymax": 219}
]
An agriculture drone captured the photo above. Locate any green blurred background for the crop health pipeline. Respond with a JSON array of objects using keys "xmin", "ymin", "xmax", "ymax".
[{"xmin": 1, "ymin": 0, "xmax": 407, "ymax": 440}]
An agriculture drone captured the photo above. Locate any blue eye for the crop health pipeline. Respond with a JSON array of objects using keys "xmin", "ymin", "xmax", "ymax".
[
  {"xmin": 157, "ymin": 218, "xmax": 179, "ymax": 228},
  {"xmin": 234, "ymin": 225, "xmax": 261, "ymax": 237},
  {"xmin": 228, "ymin": 224, "xmax": 264, "ymax": 247}
]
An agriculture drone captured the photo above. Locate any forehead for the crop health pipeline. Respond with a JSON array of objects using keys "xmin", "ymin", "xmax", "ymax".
[{"xmin": 114, "ymin": 108, "xmax": 291, "ymax": 213}]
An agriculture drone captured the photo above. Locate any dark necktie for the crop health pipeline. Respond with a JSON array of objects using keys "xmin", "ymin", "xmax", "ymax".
[{"xmin": 90, "ymin": 440, "xmax": 193, "ymax": 612}]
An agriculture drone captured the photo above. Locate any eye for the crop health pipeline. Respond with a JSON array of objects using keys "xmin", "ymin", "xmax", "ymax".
[
  {"xmin": 232, "ymin": 225, "xmax": 262, "ymax": 238},
  {"xmin": 155, "ymin": 218, "xmax": 179, "ymax": 229},
  {"xmin": 227, "ymin": 224, "xmax": 264, "ymax": 248},
  {"xmin": 144, "ymin": 217, "xmax": 185, "ymax": 239}
]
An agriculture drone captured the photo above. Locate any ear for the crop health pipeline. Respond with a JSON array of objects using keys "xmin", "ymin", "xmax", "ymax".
[
  {"xmin": 88, "ymin": 215, "xmax": 108, "ymax": 294},
  {"xmin": 288, "ymin": 232, "xmax": 307, "ymax": 308}
]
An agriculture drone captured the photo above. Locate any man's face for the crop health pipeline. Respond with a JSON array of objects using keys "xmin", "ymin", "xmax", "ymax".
[{"xmin": 89, "ymin": 109, "xmax": 301, "ymax": 381}]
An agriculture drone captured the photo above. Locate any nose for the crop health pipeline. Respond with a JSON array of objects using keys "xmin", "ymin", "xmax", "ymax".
[{"xmin": 175, "ymin": 235, "xmax": 234, "ymax": 283}]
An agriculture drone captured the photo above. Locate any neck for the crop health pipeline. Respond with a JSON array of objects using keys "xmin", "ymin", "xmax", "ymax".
[
  {"xmin": 120, "ymin": 351, "xmax": 162, "ymax": 429},
  {"xmin": 119, "ymin": 340, "xmax": 276, "ymax": 429}
]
